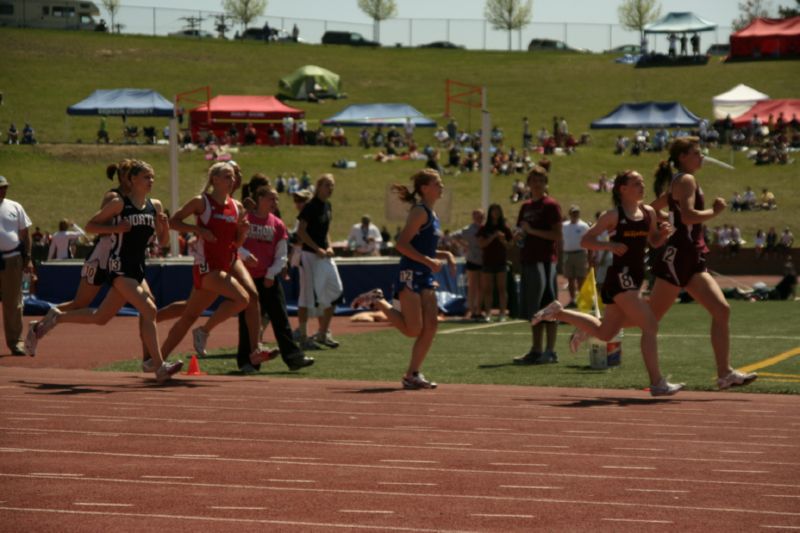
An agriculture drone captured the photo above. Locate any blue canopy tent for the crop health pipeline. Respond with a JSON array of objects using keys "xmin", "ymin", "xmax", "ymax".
[
  {"xmin": 66, "ymin": 89, "xmax": 174, "ymax": 116},
  {"xmin": 321, "ymin": 103, "xmax": 436, "ymax": 127},
  {"xmin": 67, "ymin": 88, "xmax": 179, "ymax": 253},
  {"xmin": 590, "ymin": 101, "xmax": 701, "ymax": 129}
]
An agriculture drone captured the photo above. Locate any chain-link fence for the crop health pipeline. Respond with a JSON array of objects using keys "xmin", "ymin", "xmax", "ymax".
[{"xmin": 52, "ymin": 3, "xmax": 732, "ymax": 53}]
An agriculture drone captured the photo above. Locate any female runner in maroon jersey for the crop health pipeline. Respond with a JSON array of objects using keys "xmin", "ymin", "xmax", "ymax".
[
  {"xmin": 532, "ymin": 170, "xmax": 682, "ymax": 396},
  {"xmin": 648, "ymin": 137, "xmax": 757, "ymax": 390}
]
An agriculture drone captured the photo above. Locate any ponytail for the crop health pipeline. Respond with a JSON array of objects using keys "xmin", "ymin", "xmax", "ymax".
[
  {"xmin": 391, "ymin": 168, "xmax": 439, "ymax": 205},
  {"xmin": 106, "ymin": 163, "xmax": 118, "ymax": 181},
  {"xmin": 653, "ymin": 160, "xmax": 672, "ymax": 197}
]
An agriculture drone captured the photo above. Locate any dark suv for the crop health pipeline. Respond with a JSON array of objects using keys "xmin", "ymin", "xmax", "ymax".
[{"xmin": 321, "ymin": 31, "xmax": 379, "ymax": 47}]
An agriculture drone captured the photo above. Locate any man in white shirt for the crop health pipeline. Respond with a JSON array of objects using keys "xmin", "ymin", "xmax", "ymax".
[
  {"xmin": 561, "ymin": 205, "xmax": 590, "ymax": 308},
  {"xmin": 0, "ymin": 175, "xmax": 33, "ymax": 355},
  {"xmin": 348, "ymin": 215, "xmax": 383, "ymax": 256}
]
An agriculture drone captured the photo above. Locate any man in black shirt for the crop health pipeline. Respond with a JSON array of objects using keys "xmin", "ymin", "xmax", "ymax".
[{"xmin": 296, "ymin": 174, "xmax": 343, "ymax": 349}]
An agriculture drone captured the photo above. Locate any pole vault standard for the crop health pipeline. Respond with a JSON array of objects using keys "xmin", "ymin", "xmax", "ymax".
[{"xmin": 445, "ymin": 80, "xmax": 490, "ymax": 211}]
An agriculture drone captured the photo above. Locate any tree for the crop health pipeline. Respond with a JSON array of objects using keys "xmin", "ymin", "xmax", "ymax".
[
  {"xmin": 357, "ymin": 0, "xmax": 397, "ymax": 43},
  {"xmin": 485, "ymin": 0, "xmax": 533, "ymax": 51},
  {"xmin": 778, "ymin": 0, "xmax": 800, "ymax": 17},
  {"xmin": 100, "ymin": 0, "xmax": 120, "ymax": 34},
  {"xmin": 222, "ymin": 0, "xmax": 267, "ymax": 32},
  {"xmin": 732, "ymin": 0, "xmax": 772, "ymax": 30},
  {"xmin": 617, "ymin": 0, "xmax": 661, "ymax": 40}
]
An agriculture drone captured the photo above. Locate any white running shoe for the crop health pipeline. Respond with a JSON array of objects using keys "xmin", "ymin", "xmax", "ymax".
[
  {"xmin": 569, "ymin": 328, "xmax": 589, "ymax": 354},
  {"xmin": 24, "ymin": 321, "xmax": 39, "ymax": 357},
  {"xmin": 717, "ymin": 370, "xmax": 758, "ymax": 390},
  {"xmin": 37, "ymin": 307, "xmax": 61, "ymax": 338},
  {"xmin": 250, "ymin": 347, "xmax": 281, "ymax": 366},
  {"xmin": 351, "ymin": 288, "xmax": 384, "ymax": 309},
  {"xmin": 530, "ymin": 300, "xmax": 563, "ymax": 326},
  {"xmin": 402, "ymin": 372, "xmax": 438, "ymax": 390},
  {"xmin": 650, "ymin": 377, "xmax": 685, "ymax": 397},
  {"xmin": 192, "ymin": 327, "xmax": 209, "ymax": 357},
  {"xmin": 155, "ymin": 360, "xmax": 184, "ymax": 383}
]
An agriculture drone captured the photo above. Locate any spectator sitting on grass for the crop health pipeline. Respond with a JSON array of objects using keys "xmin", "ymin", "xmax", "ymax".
[
  {"xmin": 730, "ymin": 191, "xmax": 744, "ymax": 212},
  {"xmin": 742, "ymin": 186, "xmax": 756, "ymax": 210},
  {"xmin": 21, "ymin": 123, "xmax": 37, "ymax": 144},
  {"xmin": 760, "ymin": 188, "xmax": 777, "ymax": 210}
]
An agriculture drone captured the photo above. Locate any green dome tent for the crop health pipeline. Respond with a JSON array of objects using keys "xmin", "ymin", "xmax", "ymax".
[{"xmin": 278, "ymin": 65, "xmax": 342, "ymax": 101}]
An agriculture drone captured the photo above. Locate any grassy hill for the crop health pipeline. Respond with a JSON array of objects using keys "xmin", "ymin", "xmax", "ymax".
[{"xmin": 0, "ymin": 28, "xmax": 797, "ymax": 242}]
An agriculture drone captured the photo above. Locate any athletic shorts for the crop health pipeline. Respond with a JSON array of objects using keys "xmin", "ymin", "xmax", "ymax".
[
  {"xmin": 465, "ymin": 261, "xmax": 483, "ymax": 272},
  {"xmin": 397, "ymin": 268, "xmax": 437, "ymax": 294},
  {"xmin": 481, "ymin": 263, "xmax": 508, "ymax": 274},
  {"xmin": 520, "ymin": 261, "xmax": 557, "ymax": 321},
  {"xmin": 600, "ymin": 266, "xmax": 643, "ymax": 304},
  {"xmin": 81, "ymin": 238, "xmax": 113, "ymax": 286},
  {"xmin": 651, "ymin": 244, "xmax": 707, "ymax": 288}
]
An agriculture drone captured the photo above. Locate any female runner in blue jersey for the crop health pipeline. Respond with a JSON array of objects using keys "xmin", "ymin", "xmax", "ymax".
[{"xmin": 351, "ymin": 169, "xmax": 455, "ymax": 390}]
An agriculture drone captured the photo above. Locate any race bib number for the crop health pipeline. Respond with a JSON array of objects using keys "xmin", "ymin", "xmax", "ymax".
[
  {"xmin": 107, "ymin": 257, "xmax": 121, "ymax": 272},
  {"xmin": 81, "ymin": 259, "xmax": 98, "ymax": 281},
  {"xmin": 618, "ymin": 271, "xmax": 636, "ymax": 290},
  {"xmin": 400, "ymin": 269, "xmax": 414, "ymax": 288},
  {"xmin": 198, "ymin": 261, "xmax": 210, "ymax": 274},
  {"xmin": 662, "ymin": 245, "xmax": 677, "ymax": 265}
]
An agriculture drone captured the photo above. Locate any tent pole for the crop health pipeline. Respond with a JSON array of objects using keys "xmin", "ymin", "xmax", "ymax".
[
  {"xmin": 169, "ymin": 115, "xmax": 179, "ymax": 257},
  {"xmin": 480, "ymin": 87, "xmax": 490, "ymax": 212}
]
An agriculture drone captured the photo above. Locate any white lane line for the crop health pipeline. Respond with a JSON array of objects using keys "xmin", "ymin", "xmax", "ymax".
[
  {"xmin": 270, "ymin": 456, "xmax": 319, "ymax": 461},
  {"xmin": 626, "ymin": 488, "xmax": 689, "ymax": 494},
  {"xmin": 763, "ymin": 495, "xmax": 800, "ymax": 499},
  {"xmin": 500, "ymin": 485, "xmax": 562, "ymax": 490},
  {"xmin": 602, "ymin": 518, "xmax": 673, "ymax": 524},
  {"xmin": 491, "ymin": 463, "xmax": 548, "ymax": 467},
  {"xmin": 86, "ymin": 432, "xmax": 120, "ymax": 437},
  {"xmin": 74, "ymin": 502, "xmax": 133, "ymax": 507},
  {"xmin": 211, "ymin": 506, "xmax": 268, "ymax": 510},
  {"xmin": 428, "ymin": 442, "xmax": 472, "ymax": 446},
  {"xmin": 339, "ymin": 509, "xmax": 394, "ymax": 514},
  {"xmin": 474, "ymin": 428, "xmax": 511, "ymax": 431},
  {"xmin": 6, "ymin": 417, "xmax": 48, "ymax": 421},
  {"xmin": 267, "ymin": 479, "xmax": 316, "ymax": 484},
  {"xmin": 761, "ymin": 526, "xmax": 800, "ymax": 530},
  {"xmin": 31, "ymin": 473, "xmax": 84, "ymax": 477},
  {"xmin": 472, "ymin": 513, "xmax": 534, "ymax": 518},
  {"xmin": 537, "ymin": 417, "xmax": 574, "ymax": 420},
  {"xmin": 565, "ymin": 430, "xmax": 609, "ymax": 434},
  {"xmin": 602, "ymin": 466, "xmax": 656, "ymax": 470},
  {"xmin": 378, "ymin": 482, "xmax": 438, "ymax": 487},
  {"xmin": 749, "ymin": 435, "xmax": 791, "ymax": 439},
  {"xmin": 88, "ymin": 419, "xmax": 118, "ymax": 422},
  {"xmin": 0, "ymin": 448, "xmax": 24, "ymax": 453},
  {"xmin": 613, "ymin": 447, "xmax": 665, "ymax": 452},
  {"xmin": 713, "ymin": 469, "xmax": 770, "ymax": 474},
  {"xmin": 522, "ymin": 445, "xmax": 569, "ymax": 449},
  {"xmin": 141, "ymin": 476, "xmax": 194, "ymax": 480},
  {"xmin": 329, "ymin": 440, "xmax": 374, "ymax": 444},
  {"xmin": 653, "ymin": 432, "xmax": 696, "ymax": 436},
  {"xmin": 380, "ymin": 460, "xmax": 438, "ymax": 464},
  {"xmin": 741, "ymin": 410, "xmax": 777, "ymax": 414},
  {"xmin": 720, "ymin": 450, "xmax": 765, "ymax": 454},
  {"xmin": 172, "ymin": 454, "xmax": 218, "ymax": 458}
]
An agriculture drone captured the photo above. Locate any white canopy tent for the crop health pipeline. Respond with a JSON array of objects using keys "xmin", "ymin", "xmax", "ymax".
[{"xmin": 712, "ymin": 84, "xmax": 769, "ymax": 120}]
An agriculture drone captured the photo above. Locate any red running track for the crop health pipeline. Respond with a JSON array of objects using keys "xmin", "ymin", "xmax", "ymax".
[{"xmin": 0, "ymin": 366, "xmax": 798, "ymax": 532}]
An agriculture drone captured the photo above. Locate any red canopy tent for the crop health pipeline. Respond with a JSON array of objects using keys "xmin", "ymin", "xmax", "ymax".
[
  {"xmin": 731, "ymin": 99, "xmax": 800, "ymax": 127},
  {"xmin": 729, "ymin": 17, "xmax": 800, "ymax": 59},
  {"xmin": 190, "ymin": 95, "xmax": 305, "ymax": 145}
]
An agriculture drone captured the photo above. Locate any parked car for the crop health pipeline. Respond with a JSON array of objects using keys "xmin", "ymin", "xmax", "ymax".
[
  {"xmin": 237, "ymin": 27, "xmax": 304, "ymax": 43},
  {"xmin": 606, "ymin": 44, "xmax": 640, "ymax": 54},
  {"xmin": 707, "ymin": 43, "xmax": 730, "ymax": 56},
  {"xmin": 528, "ymin": 38, "xmax": 589, "ymax": 53},
  {"xmin": 419, "ymin": 41, "xmax": 465, "ymax": 49},
  {"xmin": 169, "ymin": 28, "xmax": 215, "ymax": 39},
  {"xmin": 321, "ymin": 31, "xmax": 379, "ymax": 47}
]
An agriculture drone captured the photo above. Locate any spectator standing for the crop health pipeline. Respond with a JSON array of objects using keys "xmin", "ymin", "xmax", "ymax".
[
  {"xmin": 348, "ymin": 215, "xmax": 383, "ymax": 256},
  {"xmin": 97, "ymin": 115, "xmax": 109, "ymax": 144},
  {"xmin": 296, "ymin": 174, "xmax": 343, "ymax": 349},
  {"xmin": 777, "ymin": 227, "xmax": 794, "ymax": 254},
  {"xmin": 404, "ymin": 118, "xmax": 415, "ymax": 145},
  {"xmin": 0, "ymin": 175, "xmax": 33, "ymax": 355},
  {"xmin": 451, "ymin": 209, "xmax": 485, "ymax": 321},
  {"xmin": 680, "ymin": 33, "xmax": 688, "ymax": 56},
  {"xmin": 291, "ymin": 23, "xmax": 300, "ymax": 42},
  {"xmin": 561, "ymin": 205, "xmax": 590, "ymax": 307},
  {"xmin": 522, "ymin": 116, "xmax": 532, "ymax": 149},
  {"xmin": 477, "ymin": 204, "xmax": 513, "ymax": 321},
  {"xmin": 668, "ymin": 33, "xmax": 677, "ymax": 57},
  {"xmin": 754, "ymin": 229, "xmax": 766, "ymax": 259},
  {"xmin": 765, "ymin": 226, "xmax": 778, "ymax": 258},
  {"xmin": 48, "ymin": 219, "xmax": 86, "ymax": 260},
  {"xmin": 513, "ymin": 166, "xmax": 563, "ymax": 365},
  {"xmin": 690, "ymin": 32, "xmax": 700, "ymax": 56}
]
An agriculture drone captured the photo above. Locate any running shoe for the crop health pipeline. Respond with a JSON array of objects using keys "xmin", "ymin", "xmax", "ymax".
[
  {"xmin": 717, "ymin": 370, "xmax": 758, "ymax": 390},
  {"xmin": 300, "ymin": 337, "xmax": 321, "ymax": 351},
  {"xmin": 649, "ymin": 377, "xmax": 684, "ymax": 397},
  {"xmin": 155, "ymin": 360, "xmax": 184, "ymax": 384},
  {"xmin": 24, "ymin": 321, "xmax": 39, "ymax": 357},
  {"xmin": 569, "ymin": 328, "xmax": 590, "ymax": 354},
  {"xmin": 37, "ymin": 307, "xmax": 61, "ymax": 338},
  {"xmin": 192, "ymin": 327, "xmax": 209, "ymax": 357},
  {"xmin": 313, "ymin": 331, "xmax": 340, "ymax": 348},
  {"xmin": 513, "ymin": 350, "xmax": 542, "ymax": 365},
  {"xmin": 496, "ymin": 314, "xmax": 508, "ymax": 322},
  {"xmin": 141, "ymin": 358, "xmax": 156, "ymax": 373},
  {"xmin": 402, "ymin": 372, "xmax": 438, "ymax": 390},
  {"xmin": 286, "ymin": 355, "xmax": 315, "ymax": 371},
  {"xmin": 530, "ymin": 300, "xmax": 563, "ymax": 326},
  {"xmin": 351, "ymin": 288, "xmax": 384, "ymax": 310},
  {"xmin": 250, "ymin": 347, "xmax": 281, "ymax": 366},
  {"xmin": 239, "ymin": 363, "xmax": 258, "ymax": 374}
]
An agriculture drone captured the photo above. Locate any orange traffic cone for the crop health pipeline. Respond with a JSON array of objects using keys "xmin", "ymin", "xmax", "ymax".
[{"xmin": 185, "ymin": 355, "xmax": 206, "ymax": 376}]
